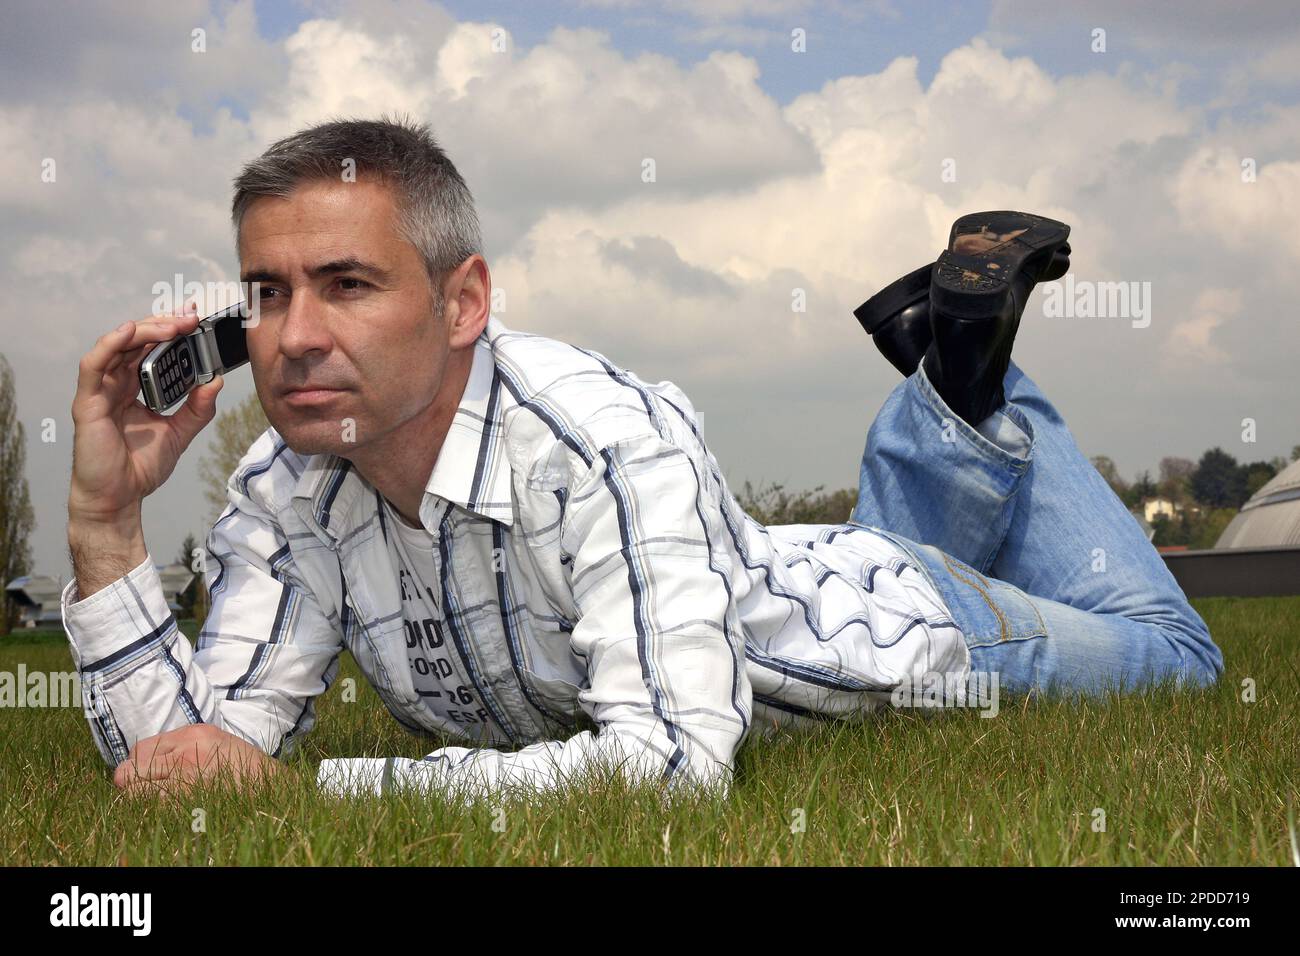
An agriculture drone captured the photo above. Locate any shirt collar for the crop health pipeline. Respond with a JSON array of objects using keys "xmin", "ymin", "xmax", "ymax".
[
  {"xmin": 291, "ymin": 322, "xmax": 515, "ymax": 544},
  {"xmin": 417, "ymin": 326, "xmax": 515, "ymax": 530}
]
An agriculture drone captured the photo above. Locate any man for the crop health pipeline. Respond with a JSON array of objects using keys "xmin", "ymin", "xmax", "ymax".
[{"xmin": 62, "ymin": 117, "xmax": 1222, "ymax": 801}]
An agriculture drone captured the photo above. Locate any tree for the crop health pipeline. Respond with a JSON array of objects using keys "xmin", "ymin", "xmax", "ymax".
[
  {"xmin": 1090, "ymin": 455, "xmax": 1127, "ymax": 498},
  {"xmin": 1191, "ymin": 507, "xmax": 1240, "ymax": 550},
  {"xmin": 1150, "ymin": 512, "xmax": 1183, "ymax": 548},
  {"xmin": 1151, "ymin": 504, "xmax": 1236, "ymax": 549},
  {"xmin": 1157, "ymin": 456, "xmax": 1195, "ymax": 503},
  {"xmin": 0, "ymin": 355, "xmax": 36, "ymax": 635},
  {"xmin": 1134, "ymin": 469, "xmax": 1156, "ymax": 498},
  {"xmin": 1124, "ymin": 469, "xmax": 1157, "ymax": 509},
  {"xmin": 1241, "ymin": 460, "xmax": 1279, "ymax": 499},
  {"xmin": 1292, "ymin": 445, "xmax": 1300, "ymax": 463},
  {"xmin": 198, "ymin": 391, "xmax": 271, "ymax": 525},
  {"xmin": 1159, "ymin": 457, "xmax": 1196, "ymax": 484},
  {"xmin": 1190, "ymin": 447, "xmax": 1248, "ymax": 509}
]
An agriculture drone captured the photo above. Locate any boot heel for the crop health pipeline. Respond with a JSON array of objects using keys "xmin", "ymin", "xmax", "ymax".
[
  {"xmin": 852, "ymin": 262, "xmax": 937, "ymax": 376},
  {"xmin": 1040, "ymin": 242, "xmax": 1072, "ymax": 282},
  {"xmin": 931, "ymin": 250, "xmax": 1013, "ymax": 320},
  {"xmin": 853, "ymin": 262, "xmax": 932, "ymax": 334}
]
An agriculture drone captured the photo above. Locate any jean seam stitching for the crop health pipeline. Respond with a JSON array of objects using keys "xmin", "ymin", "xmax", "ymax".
[
  {"xmin": 1024, "ymin": 589, "xmax": 1047, "ymax": 635},
  {"xmin": 940, "ymin": 551, "xmax": 1008, "ymax": 642},
  {"xmin": 970, "ymin": 554, "xmax": 1047, "ymax": 638}
]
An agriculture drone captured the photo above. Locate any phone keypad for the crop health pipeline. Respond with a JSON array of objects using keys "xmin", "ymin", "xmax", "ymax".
[{"xmin": 155, "ymin": 347, "xmax": 196, "ymax": 407}]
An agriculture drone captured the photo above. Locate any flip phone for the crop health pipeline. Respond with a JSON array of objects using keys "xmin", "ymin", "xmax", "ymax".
[{"xmin": 138, "ymin": 302, "xmax": 252, "ymax": 414}]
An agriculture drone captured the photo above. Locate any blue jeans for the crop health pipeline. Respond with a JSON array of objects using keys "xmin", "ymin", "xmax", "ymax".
[{"xmin": 849, "ymin": 361, "xmax": 1224, "ymax": 696}]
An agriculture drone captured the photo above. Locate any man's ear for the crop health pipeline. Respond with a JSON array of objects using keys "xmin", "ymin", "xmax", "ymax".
[{"xmin": 444, "ymin": 254, "xmax": 491, "ymax": 348}]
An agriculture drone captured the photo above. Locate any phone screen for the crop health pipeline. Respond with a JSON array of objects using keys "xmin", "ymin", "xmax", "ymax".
[{"xmin": 211, "ymin": 305, "xmax": 250, "ymax": 370}]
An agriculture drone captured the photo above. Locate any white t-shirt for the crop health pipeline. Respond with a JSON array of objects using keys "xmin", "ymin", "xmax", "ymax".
[{"xmin": 380, "ymin": 496, "xmax": 504, "ymax": 742}]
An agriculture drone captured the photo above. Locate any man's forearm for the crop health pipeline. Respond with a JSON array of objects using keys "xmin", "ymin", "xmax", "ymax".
[
  {"xmin": 61, "ymin": 521, "xmax": 212, "ymax": 768},
  {"xmin": 67, "ymin": 507, "xmax": 149, "ymax": 599}
]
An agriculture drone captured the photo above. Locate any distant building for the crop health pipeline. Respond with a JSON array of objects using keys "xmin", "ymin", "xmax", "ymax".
[
  {"xmin": 1215, "ymin": 459, "xmax": 1300, "ymax": 548},
  {"xmin": 1142, "ymin": 497, "xmax": 1180, "ymax": 523},
  {"xmin": 5, "ymin": 575, "xmax": 62, "ymax": 627},
  {"xmin": 5, "ymin": 564, "xmax": 195, "ymax": 630}
]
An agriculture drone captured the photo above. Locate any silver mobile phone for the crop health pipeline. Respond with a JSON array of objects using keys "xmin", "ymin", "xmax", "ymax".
[{"xmin": 138, "ymin": 302, "xmax": 252, "ymax": 414}]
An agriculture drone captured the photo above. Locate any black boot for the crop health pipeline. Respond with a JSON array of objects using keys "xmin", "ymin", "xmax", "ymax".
[
  {"xmin": 853, "ymin": 263, "xmax": 934, "ymax": 377},
  {"xmin": 854, "ymin": 230, "xmax": 1070, "ymax": 379},
  {"xmin": 921, "ymin": 211, "xmax": 1071, "ymax": 426}
]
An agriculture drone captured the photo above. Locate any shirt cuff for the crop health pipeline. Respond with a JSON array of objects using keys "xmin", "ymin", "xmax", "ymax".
[
  {"xmin": 60, "ymin": 553, "xmax": 170, "ymax": 670},
  {"xmin": 317, "ymin": 757, "xmax": 393, "ymax": 797}
]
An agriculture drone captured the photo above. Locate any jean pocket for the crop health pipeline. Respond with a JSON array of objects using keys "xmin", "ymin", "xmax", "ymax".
[{"xmin": 932, "ymin": 549, "xmax": 1048, "ymax": 648}]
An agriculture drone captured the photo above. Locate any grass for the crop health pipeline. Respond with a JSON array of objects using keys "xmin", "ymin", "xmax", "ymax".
[{"xmin": 1, "ymin": 597, "xmax": 1297, "ymax": 866}]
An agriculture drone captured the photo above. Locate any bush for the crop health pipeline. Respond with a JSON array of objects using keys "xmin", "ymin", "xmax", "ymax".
[{"xmin": 732, "ymin": 479, "xmax": 858, "ymax": 527}]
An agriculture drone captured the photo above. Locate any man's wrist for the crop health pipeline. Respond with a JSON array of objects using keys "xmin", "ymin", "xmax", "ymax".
[
  {"xmin": 67, "ymin": 508, "xmax": 149, "ymax": 600},
  {"xmin": 68, "ymin": 496, "xmax": 142, "ymax": 537}
]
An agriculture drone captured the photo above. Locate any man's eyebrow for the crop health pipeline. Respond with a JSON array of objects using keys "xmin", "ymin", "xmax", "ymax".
[{"xmin": 239, "ymin": 257, "xmax": 394, "ymax": 283}]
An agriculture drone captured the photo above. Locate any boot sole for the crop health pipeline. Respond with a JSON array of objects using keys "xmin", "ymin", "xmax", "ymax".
[{"xmin": 931, "ymin": 211, "xmax": 1071, "ymax": 320}]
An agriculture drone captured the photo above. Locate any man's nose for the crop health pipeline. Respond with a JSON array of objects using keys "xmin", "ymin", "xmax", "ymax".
[{"xmin": 277, "ymin": 292, "xmax": 334, "ymax": 360}]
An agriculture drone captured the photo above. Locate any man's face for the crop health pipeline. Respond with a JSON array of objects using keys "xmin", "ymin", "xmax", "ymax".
[{"xmin": 238, "ymin": 177, "xmax": 449, "ymax": 457}]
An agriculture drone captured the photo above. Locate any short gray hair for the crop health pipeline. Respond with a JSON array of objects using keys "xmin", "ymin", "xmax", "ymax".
[{"xmin": 231, "ymin": 114, "xmax": 483, "ymax": 288}]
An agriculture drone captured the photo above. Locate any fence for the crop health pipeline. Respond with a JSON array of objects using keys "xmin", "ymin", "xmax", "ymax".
[{"xmin": 1162, "ymin": 546, "xmax": 1300, "ymax": 598}]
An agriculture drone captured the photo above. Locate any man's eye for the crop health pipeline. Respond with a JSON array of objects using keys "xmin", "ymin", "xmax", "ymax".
[
  {"xmin": 258, "ymin": 287, "xmax": 281, "ymax": 300},
  {"xmin": 338, "ymin": 277, "xmax": 369, "ymax": 292}
]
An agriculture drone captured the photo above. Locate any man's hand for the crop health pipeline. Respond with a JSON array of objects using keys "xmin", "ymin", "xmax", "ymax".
[
  {"xmin": 113, "ymin": 725, "xmax": 283, "ymax": 798},
  {"xmin": 68, "ymin": 303, "xmax": 225, "ymax": 598}
]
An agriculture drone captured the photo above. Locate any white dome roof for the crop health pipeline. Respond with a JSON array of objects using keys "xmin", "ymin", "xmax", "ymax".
[{"xmin": 1215, "ymin": 459, "xmax": 1300, "ymax": 548}]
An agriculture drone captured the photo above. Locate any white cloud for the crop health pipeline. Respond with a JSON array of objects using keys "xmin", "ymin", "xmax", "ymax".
[
  {"xmin": 11, "ymin": 235, "xmax": 120, "ymax": 278},
  {"xmin": 1165, "ymin": 287, "xmax": 1239, "ymax": 366},
  {"xmin": 492, "ymin": 37, "xmax": 1207, "ymax": 367},
  {"xmin": 1170, "ymin": 145, "xmax": 1300, "ymax": 268}
]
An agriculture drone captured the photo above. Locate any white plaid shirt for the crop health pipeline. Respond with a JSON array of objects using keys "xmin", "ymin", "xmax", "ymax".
[{"xmin": 61, "ymin": 315, "xmax": 968, "ymax": 799}]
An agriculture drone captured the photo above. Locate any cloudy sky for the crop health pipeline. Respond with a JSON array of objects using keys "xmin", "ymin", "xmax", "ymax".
[{"xmin": 3, "ymin": 0, "xmax": 1298, "ymax": 583}]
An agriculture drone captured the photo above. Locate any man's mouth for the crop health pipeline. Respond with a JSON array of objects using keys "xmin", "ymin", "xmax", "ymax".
[{"xmin": 281, "ymin": 386, "xmax": 347, "ymax": 406}]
